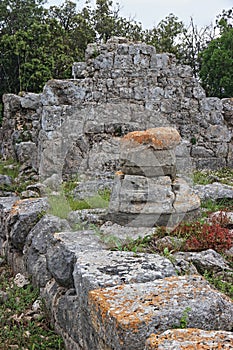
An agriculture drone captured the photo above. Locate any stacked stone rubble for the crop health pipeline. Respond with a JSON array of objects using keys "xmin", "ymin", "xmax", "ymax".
[
  {"xmin": 0, "ymin": 93, "xmax": 41, "ymax": 169},
  {"xmin": 108, "ymin": 127, "xmax": 200, "ymax": 227}
]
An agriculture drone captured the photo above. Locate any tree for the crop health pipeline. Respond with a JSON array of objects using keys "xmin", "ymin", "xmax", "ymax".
[
  {"xmin": 180, "ymin": 18, "xmax": 216, "ymax": 78},
  {"xmin": 144, "ymin": 14, "xmax": 185, "ymax": 59},
  {"xmin": 199, "ymin": 9, "xmax": 233, "ymax": 97},
  {"xmin": 0, "ymin": 0, "xmax": 49, "ymax": 95}
]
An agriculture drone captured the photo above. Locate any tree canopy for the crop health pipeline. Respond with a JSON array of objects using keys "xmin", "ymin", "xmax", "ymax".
[{"xmin": 199, "ymin": 9, "xmax": 233, "ymax": 98}]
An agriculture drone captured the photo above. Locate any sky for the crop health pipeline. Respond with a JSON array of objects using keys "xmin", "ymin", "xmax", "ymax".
[{"xmin": 46, "ymin": 0, "xmax": 233, "ymax": 29}]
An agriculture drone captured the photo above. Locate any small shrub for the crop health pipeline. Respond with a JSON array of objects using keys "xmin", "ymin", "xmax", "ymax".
[
  {"xmin": 183, "ymin": 223, "xmax": 232, "ymax": 253},
  {"xmin": 171, "ymin": 217, "xmax": 233, "ymax": 254},
  {"xmin": 210, "ymin": 211, "xmax": 232, "ymax": 227}
]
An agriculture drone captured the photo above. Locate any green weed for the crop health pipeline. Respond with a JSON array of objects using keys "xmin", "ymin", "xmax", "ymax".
[
  {"xmin": 203, "ymin": 270, "xmax": 233, "ymax": 300},
  {"xmin": 0, "ymin": 158, "xmax": 20, "ymax": 179},
  {"xmin": 0, "ymin": 260, "xmax": 65, "ymax": 349},
  {"xmin": 47, "ymin": 192, "xmax": 72, "ymax": 219},
  {"xmin": 201, "ymin": 198, "xmax": 233, "ymax": 213},
  {"xmin": 173, "ymin": 307, "xmax": 192, "ymax": 329},
  {"xmin": 193, "ymin": 168, "xmax": 233, "ymax": 186}
]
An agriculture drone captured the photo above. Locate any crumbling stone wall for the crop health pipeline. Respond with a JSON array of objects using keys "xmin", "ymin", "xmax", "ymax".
[
  {"xmin": 0, "ymin": 93, "xmax": 42, "ymax": 170},
  {"xmin": 1, "ymin": 37, "xmax": 233, "ymax": 180}
]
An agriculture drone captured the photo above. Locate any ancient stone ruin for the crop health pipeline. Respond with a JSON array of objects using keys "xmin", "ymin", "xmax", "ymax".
[
  {"xmin": 0, "ymin": 37, "xmax": 233, "ymax": 350},
  {"xmin": 108, "ymin": 127, "xmax": 200, "ymax": 226},
  {"xmin": 0, "ymin": 37, "xmax": 233, "ymax": 185}
]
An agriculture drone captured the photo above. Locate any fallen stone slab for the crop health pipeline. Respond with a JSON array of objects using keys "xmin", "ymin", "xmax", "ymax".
[
  {"xmin": 194, "ymin": 182, "xmax": 233, "ymax": 201},
  {"xmin": 73, "ymin": 251, "xmax": 177, "ymax": 350},
  {"xmin": 88, "ymin": 275, "xmax": 233, "ymax": 350},
  {"xmin": 144, "ymin": 329, "xmax": 233, "ymax": 349},
  {"xmin": 99, "ymin": 221, "xmax": 154, "ymax": 244},
  {"xmin": 174, "ymin": 249, "xmax": 233, "ymax": 275}
]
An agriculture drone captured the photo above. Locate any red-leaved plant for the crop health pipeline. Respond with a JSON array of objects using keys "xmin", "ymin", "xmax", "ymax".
[{"xmin": 171, "ymin": 212, "xmax": 233, "ymax": 253}]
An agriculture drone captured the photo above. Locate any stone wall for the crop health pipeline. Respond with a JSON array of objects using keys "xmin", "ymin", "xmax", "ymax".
[
  {"xmin": 1, "ymin": 197, "xmax": 233, "ymax": 349},
  {"xmin": 1, "ymin": 37, "xmax": 233, "ymax": 181},
  {"xmin": 0, "ymin": 93, "xmax": 42, "ymax": 169}
]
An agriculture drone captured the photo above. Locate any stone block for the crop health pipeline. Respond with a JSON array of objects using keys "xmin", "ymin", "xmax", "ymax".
[
  {"xmin": 73, "ymin": 251, "xmax": 177, "ymax": 293},
  {"xmin": 88, "ymin": 275, "xmax": 233, "ymax": 350},
  {"xmin": 194, "ymin": 182, "xmax": 233, "ymax": 201},
  {"xmin": 0, "ymin": 197, "xmax": 19, "ymax": 251},
  {"xmin": 145, "ymin": 329, "xmax": 233, "ymax": 349},
  {"xmin": 7, "ymin": 198, "xmax": 48, "ymax": 251},
  {"xmin": 16, "ymin": 141, "xmax": 38, "ymax": 169},
  {"xmin": 122, "ymin": 127, "xmax": 181, "ymax": 150},
  {"xmin": 172, "ymin": 178, "xmax": 200, "ymax": 212},
  {"xmin": 25, "ymin": 214, "xmax": 105, "ymax": 288}
]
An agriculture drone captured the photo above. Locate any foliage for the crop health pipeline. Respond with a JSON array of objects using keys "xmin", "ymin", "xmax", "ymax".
[
  {"xmin": 0, "ymin": 260, "xmax": 65, "ymax": 349},
  {"xmin": 204, "ymin": 270, "xmax": 233, "ymax": 299},
  {"xmin": 173, "ymin": 307, "xmax": 192, "ymax": 329},
  {"xmin": 199, "ymin": 9, "xmax": 233, "ymax": 98},
  {"xmin": 180, "ymin": 18, "xmax": 216, "ymax": 78},
  {"xmin": 0, "ymin": 158, "xmax": 20, "ymax": 179},
  {"xmin": 47, "ymin": 184, "xmax": 111, "ymax": 218},
  {"xmin": 183, "ymin": 222, "xmax": 232, "ymax": 253},
  {"xmin": 171, "ymin": 213, "xmax": 233, "ymax": 253},
  {"xmin": 193, "ymin": 168, "xmax": 233, "ymax": 186},
  {"xmin": 0, "ymin": 0, "xmax": 232, "ymax": 102},
  {"xmin": 201, "ymin": 199, "xmax": 233, "ymax": 213},
  {"xmin": 47, "ymin": 192, "xmax": 72, "ymax": 219},
  {"xmin": 144, "ymin": 14, "xmax": 185, "ymax": 58},
  {"xmin": 0, "ymin": 158, "xmax": 36, "ymax": 194}
]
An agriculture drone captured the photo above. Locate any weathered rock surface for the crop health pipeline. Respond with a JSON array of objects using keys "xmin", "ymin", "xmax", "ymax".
[
  {"xmin": 6, "ymin": 198, "xmax": 48, "ymax": 251},
  {"xmin": 0, "ymin": 197, "xmax": 232, "ymax": 350},
  {"xmin": 174, "ymin": 249, "xmax": 233, "ymax": 275},
  {"xmin": 0, "ymin": 196, "xmax": 19, "ymax": 251},
  {"xmin": 144, "ymin": 329, "xmax": 233, "ymax": 349},
  {"xmin": 108, "ymin": 127, "xmax": 200, "ymax": 228},
  {"xmin": 194, "ymin": 182, "xmax": 233, "ymax": 201},
  {"xmin": 89, "ymin": 275, "xmax": 233, "ymax": 350}
]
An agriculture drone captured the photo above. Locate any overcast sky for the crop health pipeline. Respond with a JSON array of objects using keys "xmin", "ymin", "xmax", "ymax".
[{"xmin": 46, "ymin": 0, "xmax": 233, "ymax": 29}]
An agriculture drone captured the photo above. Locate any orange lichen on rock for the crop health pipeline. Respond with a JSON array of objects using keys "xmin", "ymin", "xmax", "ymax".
[
  {"xmin": 89, "ymin": 284, "xmax": 156, "ymax": 333},
  {"xmin": 115, "ymin": 170, "xmax": 124, "ymax": 176},
  {"xmin": 145, "ymin": 329, "xmax": 233, "ymax": 349},
  {"xmin": 122, "ymin": 127, "xmax": 181, "ymax": 150},
  {"xmin": 10, "ymin": 199, "xmax": 22, "ymax": 215}
]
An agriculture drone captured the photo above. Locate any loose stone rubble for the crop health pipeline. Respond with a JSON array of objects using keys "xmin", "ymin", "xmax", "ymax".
[{"xmin": 108, "ymin": 127, "xmax": 200, "ymax": 227}]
